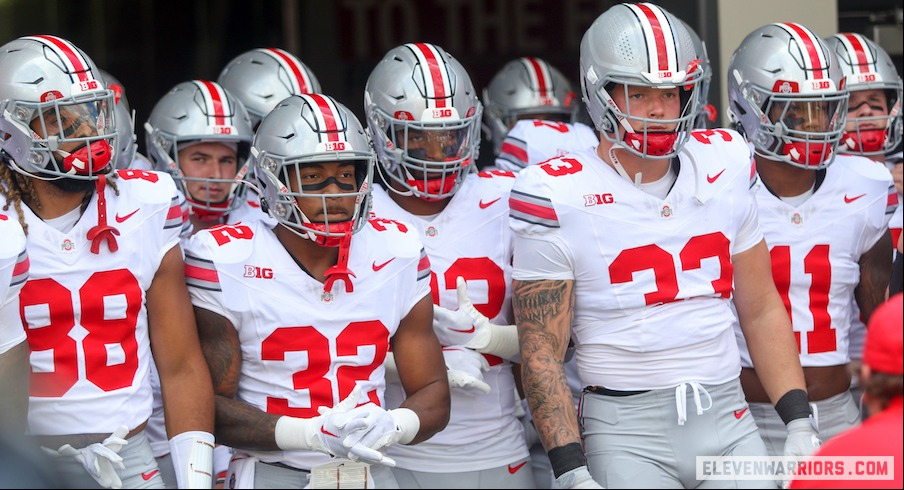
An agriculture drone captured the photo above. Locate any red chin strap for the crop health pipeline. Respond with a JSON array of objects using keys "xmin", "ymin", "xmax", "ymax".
[
  {"xmin": 406, "ymin": 173, "xmax": 458, "ymax": 201},
  {"xmin": 63, "ymin": 140, "xmax": 113, "ymax": 175},
  {"xmin": 186, "ymin": 197, "xmax": 231, "ymax": 222},
  {"xmin": 841, "ymin": 129, "xmax": 886, "ymax": 153},
  {"xmin": 783, "ymin": 141, "xmax": 833, "ymax": 167},
  {"xmin": 86, "ymin": 174, "xmax": 120, "ymax": 254},
  {"xmin": 623, "ymin": 132, "xmax": 678, "ymax": 157},
  {"xmin": 315, "ymin": 221, "xmax": 356, "ymax": 294}
]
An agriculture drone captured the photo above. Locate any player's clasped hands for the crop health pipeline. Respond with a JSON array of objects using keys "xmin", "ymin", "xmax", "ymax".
[{"xmin": 314, "ymin": 385, "xmax": 399, "ymax": 467}]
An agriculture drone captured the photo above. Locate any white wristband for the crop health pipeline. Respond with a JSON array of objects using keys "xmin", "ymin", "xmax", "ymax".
[
  {"xmin": 168, "ymin": 431, "xmax": 214, "ymax": 489},
  {"xmin": 389, "ymin": 408, "xmax": 420, "ymax": 445},
  {"xmin": 274, "ymin": 415, "xmax": 319, "ymax": 451},
  {"xmin": 470, "ymin": 323, "xmax": 520, "ymax": 361}
]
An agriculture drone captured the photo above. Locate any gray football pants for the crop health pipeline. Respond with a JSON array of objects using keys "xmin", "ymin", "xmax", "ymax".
[
  {"xmin": 747, "ymin": 390, "xmax": 860, "ymax": 457},
  {"xmin": 581, "ymin": 379, "xmax": 774, "ymax": 489}
]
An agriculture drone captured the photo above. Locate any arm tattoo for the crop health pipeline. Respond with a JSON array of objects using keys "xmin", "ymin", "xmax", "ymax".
[
  {"xmin": 215, "ymin": 395, "xmax": 280, "ymax": 450},
  {"xmin": 194, "ymin": 306, "xmax": 241, "ymax": 398},
  {"xmin": 856, "ymin": 232, "xmax": 893, "ymax": 322},
  {"xmin": 513, "ymin": 279, "xmax": 580, "ymax": 449}
]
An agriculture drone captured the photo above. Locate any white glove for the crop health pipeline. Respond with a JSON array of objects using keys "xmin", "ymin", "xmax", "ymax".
[
  {"xmin": 275, "ymin": 385, "xmax": 365, "ymax": 456},
  {"xmin": 433, "ymin": 277, "xmax": 520, "ymax": 360},
  {"xmin": 338, "ymin": 404, "xmax": 420, "ymax": 464},
  {"xmin": 45, "ymin": 425, "xmax": 129, "ymax": 489},
  {"xmin": 781, "ymin": 418, "xmax": 821, "ymax": 489},
  {"xmin": 783, "ymin": 418, "xmax": 821, "ymax": 459},
  {"xmin": 555, "ymin": 466, "xmax": 604, "ymax": 489},
  {"xmin": 443, "ymin": 347, "xmax": 491, "ymax": 394}
]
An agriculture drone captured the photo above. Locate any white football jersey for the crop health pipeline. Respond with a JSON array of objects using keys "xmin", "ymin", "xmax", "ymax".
[
  {"xmin": 225, "ymin": 193, "xmax": 276, "ymax": 228},
  {"xmin": 373, "ymin": 170, "xmax": 529, "ymax": 472},
  {"xmin": 184, "ymin": 218, "xmax": 430, "ymax": 470},
  {"xmin": 736, "ymin": 154, "xmax": 896, "ymax": 367},
  {"xmin": 0, "ymin": 214, "xmax": 28, "ymax": 355},
  {"xmin": 511, "ymin": 129, "xmax": 762, "ymax": 390},
  {"xmin": 884, "ymin": 152, "xmax": 903, "ymax": 248},
  {"xmin": 494, "ymin": 119, "xmax": 598, "ymax": 172},
  {"xmin": 2, "ymin": 170, "xmax": 183, "ymax": 436}
]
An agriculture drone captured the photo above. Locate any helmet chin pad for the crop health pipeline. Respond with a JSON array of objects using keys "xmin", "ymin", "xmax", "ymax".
[
  {"xmin": 623, "ymin": 132, "xmax": 678, "ymax": 157},
  {"xmin": 783, "ymin": 140, "xmax": 833, "ymax": 167},
  {"xmin": 406, "ymin": 173, "xmax": 458, "ymax": 201},
  {"xmin": 308, "ymin": 220, "xmax": 354, "ymax": 247},
  {"xmin": 841, "ymin": 129, "xmax": 887, "ymax": 153},
  {"xmin": 62, "ymin": 140, "xmax": 113, "ymax": 175}
]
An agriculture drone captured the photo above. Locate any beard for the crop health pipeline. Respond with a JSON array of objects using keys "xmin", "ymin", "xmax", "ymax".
[{"xmin": 46, "ymin": 177, "xmax": 97, "ymax": 194}]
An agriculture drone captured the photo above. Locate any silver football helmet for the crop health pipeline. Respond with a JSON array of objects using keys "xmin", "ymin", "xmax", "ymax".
[
  {"xmin": 580, "ymin": 3, "xmax": 706, "ymax": 159},
  {"xmin": 252, "ymin": 93, "xmax": 374, "ymax": 246},
  {"xmin": 98, "ymin": 69, "xmax": 138, "ymax": 169},
  {"xmin": 482, "ymin": 57, "xmax": 579, "ymax": 156},
  {"xmin": 826, "ymin": 33, "xmax": 902, "ymax": 157},
  {"xmin": 218, "ymin": 48, "xmax": 322, "ymax": 129},
  {"xmin": 728, "ymin": 23, "xmax": 848, "ymax": 170},
  {"xmin": 365, "ymin": 43, "xmax": 482, "ymax": 201},
  {"xmin": 680, "ymin": 20, "xmax": 716, "ymax": 129},
  {"xmin": 0, "ymin": 35, "xmax": 116, "ymax": 180},
  {"xmin": 145, "ymin": 80, "xmax": 254, "ymax": 218}
]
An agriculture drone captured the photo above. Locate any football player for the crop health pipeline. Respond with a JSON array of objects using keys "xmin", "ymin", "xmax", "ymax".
[{"xmin": 511, "ymin": 4, "xmax": 814, "ymax": 488}]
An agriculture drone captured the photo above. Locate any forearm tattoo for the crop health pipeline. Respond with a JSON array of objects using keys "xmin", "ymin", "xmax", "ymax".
[
  {"xmin": 857, "ymin": 232, "xmax": 893, "ymax": 322},
  {"xmin": 194, "ymin": 307, "xmax": 241, "ymax": 398},
  {"xmin": 513, "ymin": 280, "xmax": 580, "ymax": 449}
]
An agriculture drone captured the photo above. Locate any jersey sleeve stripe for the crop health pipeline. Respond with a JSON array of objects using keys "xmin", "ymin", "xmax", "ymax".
[
  {"xmin": 509, "ymin": 190, "xmax": 560, "ymax": 228},
  {"xmin": 10, "ymin": 251, "xmax": 28, "ymax": 287},
  {"xmin": 887, "ymin": 185, "xmax": 899, "ymax": 216},
  {"xmin": 164, "ymin": 197, "xmax": 185, "ymax": 229},
  {"xmin": 500, "ymin": 138, "xmax": 528, "ymax": 166},
  {"xmin": 417, "ymin": 248, "xmax": 431, "ymax": 281},
  {"xmin": 184, "ymin": 254, "xmax": 222, "ymax": 291}
]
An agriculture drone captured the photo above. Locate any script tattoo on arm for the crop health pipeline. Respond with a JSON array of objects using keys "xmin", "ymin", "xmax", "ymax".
[{"xmin": 512, "ymin": 279, "xmax": 581, "ymax": 450}]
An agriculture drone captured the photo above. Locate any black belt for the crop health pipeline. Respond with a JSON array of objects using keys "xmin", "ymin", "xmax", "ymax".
[
  {"xmin": 584, "ymin": 385, "xmax": 650, "ymax": 397},
  {"xmin": 261, "ymin": 461, "xmax": 310, "ymax": 473}
]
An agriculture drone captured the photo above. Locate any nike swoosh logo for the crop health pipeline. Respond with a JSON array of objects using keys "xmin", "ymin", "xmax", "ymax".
[
  {"xmin": 844, "ymin": 193, "xmax": 866, "ymax": 203},
  {"xmin": 508, "ymin": 462, "xmax": 527, "ymax": 474},
  {"xmin": 141, "ymin": 470, "xmax": 160, "ymax": 481},
  {"xmin": 115, "ymin": 208, "xmax": 140, "ymax": 223},
  {"xmin": 706, "ymin": 169, "xmax": 726, "ymax": 184},
  {"xmin": 479, "ymin": 198, "xmax": 501, "ymax": 209},
  {"xmin": 734, "ymin": 408, "xmax": 748, "ymax": 419},
  {"xmin": 321, "ymin": 426, "xmax": 338, "ymax": 438},
  {"xmin": 450, "ymin": 325, "xmax": 475, "ymax": 334},
  {"xmin": 372, "ymin": 258, "xmax": 395, "ymax": 271}
]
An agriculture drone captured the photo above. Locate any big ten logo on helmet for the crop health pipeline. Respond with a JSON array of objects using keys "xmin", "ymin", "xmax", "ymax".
[
  {"xmin": 432, "ymin": 108, "xmax": 453, "ymax": 119},
  {"xmin": 74, "ymin": 80, "xmax": 100, "ymax": 93},
  {"xmin": 321, "ymin": 141, "xmax": 347, "ymax": 151},
  {"xmin": 584, "ymin": 193, "xmax": 614, "ymax": 206},
  {"xmin": 212, "ymin": 125, "xmax": 233, "ymax": 135},
  {"xmin": 244, "ymin": 265, "xmax": 274, "ymax": 279},
  {"xmin": 856, "ymin": 73, "xmax": 877, "ymax": 83},
  {"xmin": 811, "ymin": 80, "xmax": 832, "ymax": 91}
]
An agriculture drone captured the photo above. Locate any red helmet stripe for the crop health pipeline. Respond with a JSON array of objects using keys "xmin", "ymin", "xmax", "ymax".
[
  {"xmin": 840, "ymin": 33, "xmax": 873, "ymax": 74},
  {"xmin": 778, "ymin": 23, "xmax": 828, "ymax": 79},
  {"xmin": 302, "ymin": 93, "xmax": 342, "ymax": 142},
  {"xmin": 623, "ymin": 3, "xmax": 678, "ymax": 75},
  {"xmin": 408, "ymin": 43, "xmax": 450, "ymax": 109},
  {"xmin": 264, "ymin": 48, "xmax": 314, "ymax": 94},
  {"xmin": 28, "ymin": 35, "xmax": 92, "ymax": 83},
  {"xmin": 194, "ymin": 80, "xmax": 230, "ymax": 127},
  {"xmin": 523, "ymin": 57, "xmax": 550, "ymax": 97}
]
